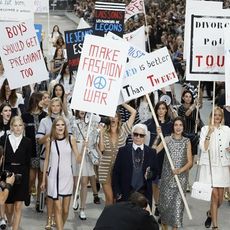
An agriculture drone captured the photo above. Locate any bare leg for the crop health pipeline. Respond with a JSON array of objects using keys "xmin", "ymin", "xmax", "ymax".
[
  {"xmin": 54, "ymin": 199, "xmax": 63, "ymax": 230},
  {"xmin": 5, "ymin": 204, "xmax": 14, "ymax": 226},
  {"xmin": 102, "ymin": 182, "xmax": 113, "ymax": 206},
  {"xmin": 89, "ymin": 175, "xmax": 97, "ymax": 195},
  {"xmin": 80, "ymin": 176, "xmax": 88, "ymax": 209},
  {"xmin": 211, "ymin": 188, "xmax": 219, "ymax": 227},
  {"xmin": 12, "ymin": 201, "xmax": 23, "ymax": 230},
  {"xmin": 62, "ymin": 197, "xmax": 71, "ymax": 225}
]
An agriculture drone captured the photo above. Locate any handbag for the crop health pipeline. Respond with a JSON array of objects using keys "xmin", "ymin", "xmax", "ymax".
[
  {"xmin": 191, "ymin": 150, "xmax": 213, "ymax": 201},
  {"xmin": 88, "ymin": 149, "xmax": 100, "ymax": 165}
]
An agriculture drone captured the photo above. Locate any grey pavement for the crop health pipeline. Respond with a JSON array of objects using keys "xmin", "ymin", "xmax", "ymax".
[{"xmin": 18, "ymin": 14, "xmax": 230, "ymax": 230}]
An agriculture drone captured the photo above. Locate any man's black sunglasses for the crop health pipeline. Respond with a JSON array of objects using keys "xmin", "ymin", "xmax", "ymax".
[{"xmin": 133, "ymin": 132, "xmax": 146, "ymax": 138}]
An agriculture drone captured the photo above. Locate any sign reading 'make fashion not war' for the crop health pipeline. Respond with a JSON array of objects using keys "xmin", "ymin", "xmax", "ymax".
[
  {"xmin": 93, "ymin": 1, "xmax": 125, "ymax": 37},
  {"xmin": 0, "ymin": 20, "xmax": 48, "ymax": 89},
  {"xmin": 71, "ymin": 35, "xmax": 128, "ymax": 117}
]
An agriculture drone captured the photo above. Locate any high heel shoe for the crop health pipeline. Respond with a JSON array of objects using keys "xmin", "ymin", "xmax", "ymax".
[
  {"xmin": 45, "ymin": 217, "xmax": 52, "ymax": 230},
  {"xmin": 51, "ymin": 216, "xmax": 56, "ymax": 227},
  {"xmin": 205, "ymin": 211, "xmax": 212, "ymax": 228}
]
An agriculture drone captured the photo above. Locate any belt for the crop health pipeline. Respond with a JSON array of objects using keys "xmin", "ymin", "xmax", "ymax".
[{"xmin": 10, "ymin": 163, "xmax": 21, "ymax": 166}]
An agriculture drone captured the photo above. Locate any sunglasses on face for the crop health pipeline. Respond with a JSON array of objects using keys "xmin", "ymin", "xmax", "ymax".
[{"xmin": 133, "ymin": 132, "xmax": 145, "ymax": 138}]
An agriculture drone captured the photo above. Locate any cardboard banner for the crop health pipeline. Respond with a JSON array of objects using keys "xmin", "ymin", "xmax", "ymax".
[
  {"xmin": 121, "ymin": 47, "xmax": 178, "ymax": 101},
  {"xmin": 123, "ymin": 25, "xmax": 145, "ymax": 51},
  {"xmin": 107, "ymin": 31, "xmax": 146, "ymax": 104},
  {"xmin": 34, "ymin": 24, "xmax": 42, "ymax": 43},
  {"xmin": 224, "ymin": 28, "xmax": 230, "ymax": 106},
  {"xmin": 0, "ymin": 0, "xmax": 34, "ymax": 21},
  {"xmin": 71, "ymin": 34, "xmax": 129, "ymax": 117},
  {"xmin": 65, "ymin": 28, "xmax": 94, "ymax": 71},
  {"xmin": 34, "ymin": 0, "xmax": 49, "ymax": 13},
  {"xmin": 93, "ymin": 1, "xmax": 125, "ymax": 37},
  {"xmin": 184, "ymin": 0, "xmax": 223, "ymax": 59},
  {"xmin": 0, "ymin": 20, "xmax": 48, "ymax": 89},
  {"xmin": 124, "ymin": 0, "xmax": 144, "ymax": 22},
  {"xmin": 186, "ymin": 11, "xmax": 230, "ymax": 82}
]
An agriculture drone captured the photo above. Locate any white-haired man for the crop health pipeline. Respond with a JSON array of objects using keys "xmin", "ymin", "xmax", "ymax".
[{"xmin": 112, "ymin": 124, "xmax": 159, "ymax": 207}]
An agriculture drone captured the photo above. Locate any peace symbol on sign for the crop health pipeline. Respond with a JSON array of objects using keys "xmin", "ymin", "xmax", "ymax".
[{"xmin": 94, "ymin": 76, "xmax": 107, "ymax": 89}]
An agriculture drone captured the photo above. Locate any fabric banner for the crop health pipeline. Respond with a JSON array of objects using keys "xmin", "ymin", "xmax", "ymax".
[
  {"xmin": 0, "ymin": 20, "xmax": 48, "ymax": 89},
  {"xmin": 0, "ymin": 0, "xmax": 34, "ymax": 20},
  {"xmin": 186, "ymin": 11, "xmax": 230, "ymax": 81},
  {"xmin": 65, "ymin": 28, "xmax": 94, "ymax": 71},
  {"xmin": 124, "ymin": 0, "xmax": 144, "ymax": 22},
  {"xmin": 93, "ymin": 1, "xmax": 125, "ymax": 37},
  {"xmin": 70, "ymin": 34, "xmax": 129, "ymax": 117},
  {"xmin": 224, "ymin": 28, "xmax": 230, "ymax": 106},
  {"xmin": 123, "ymin": 25, "xmax": 145, "ymax": 50},
  {"xmin": 34, "ymin": 0, "xmax": 49, "ymax": 13},
  {"xmin": 121, "ymin": 47, "xmax": 178, "ymax": 101}
]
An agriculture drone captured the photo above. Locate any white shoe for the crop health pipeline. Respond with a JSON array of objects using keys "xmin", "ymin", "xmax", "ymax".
[
  {"xmin": 79, "ymin": 210, "xmax": 87, "ymax": 220},
  {"xmin": 0, "ymin": 219, "xmax": 6, "ymax": 229}
]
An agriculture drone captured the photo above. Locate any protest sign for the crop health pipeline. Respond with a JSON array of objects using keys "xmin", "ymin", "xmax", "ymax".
[
  {"xmin": 34, "ymin": 0, "xmax": 49, "ymax": 13},
  {"xmin": 124, "ymin": 0, "xmax": 144, "ymax": 22},
  {"xmin": 107, "ymin": 31, "xmax": 146, "ymax": 104},
  {"xmin": 0, "ymin": 0, "xmax": 34, "ymax": 21},
  {"xmin": 77, "ymin": 18, "xmax": 91, "ymax": 29},
  {"xmin": 224, "ymin": 28, "xmax": 230, "ymax": 106},
  {"xmin": 65, "ymin": 28, "xmax": 94, "ymax": 71},
  {"xmin": 93, "ymin": 1, "xmax": 125, "ymax": 37},
  {"xmin": 123, "ymin": 25, "xmax": 145, "ymax": 50},
  {"xmin": 0, "ymin": 20, "xmax": 48, "ymax": 89},
  {"xmin": 184, "ymin": 0, "xmax": 223, "ymax": 59},
  {"xmin": 186, "ymin": 10, "xmax": 230, "ymax": 81},
  {"xmin": 71, "ymin": 34, "xmax": 128, "ymax": 117},
  {"xmin": 121, "ymin": 47, "xmax": 178, "ymax": 101},
  {"xmin": 34, "ymin": 24, "xmax": 42, "ymax": 43}
]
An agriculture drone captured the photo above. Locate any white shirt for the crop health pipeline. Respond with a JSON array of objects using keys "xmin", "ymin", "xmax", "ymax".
[
  {"xmin": 9, "ymin": 133, "xmax": 23, "ymax": 153},
  {"xmin": 132, "ymin": 143, "xmax": 144, "ymax": 151}
]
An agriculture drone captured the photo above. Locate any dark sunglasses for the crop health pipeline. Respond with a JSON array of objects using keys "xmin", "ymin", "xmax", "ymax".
[{"xmin": 133, "ymin": 132, "xmax": 145, "ymax": 138}]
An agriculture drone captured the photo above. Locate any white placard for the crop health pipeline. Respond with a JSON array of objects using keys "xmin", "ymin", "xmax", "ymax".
[
  {"xmin": 224, "ymin": 28, "xmax": 230, "ymax": 106},
  {"xmin": 0, "ymin": 20, "xmax": 49, "ymax": 89},
  {"xmin": 71, "ymin": 35, "xmax": 129, "ymax": 117},
  {"xmin": 123, "ymin": 26, "xmax": 145, "ymax": 51},
  {"xmin": 121, "ymin": 47, "xmax": 178, "ymax": 101},
  {"xmin": 34, "ymin": 0, "xmax": 49, "ymax": 13},
  {"xmin": 186, "ymin": 9, "xmax": 230, "ymax": 81},
  {"xmin": 184, "ymin": 0, "xmax": 223, "ymax": 58},
  {"xmin": 0, "ymin": 0, "xmax": 34, "ymax": 20}
]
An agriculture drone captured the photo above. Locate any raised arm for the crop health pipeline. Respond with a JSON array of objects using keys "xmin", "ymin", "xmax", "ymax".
[{"xmin": 122, "ymin": 103, "xmax": 136, "ymax": 129}]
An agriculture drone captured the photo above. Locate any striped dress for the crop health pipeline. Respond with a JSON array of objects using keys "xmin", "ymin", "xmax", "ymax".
[{"xmin": 98, "ymin": 121, "xmax": 131, "ymax": 183}]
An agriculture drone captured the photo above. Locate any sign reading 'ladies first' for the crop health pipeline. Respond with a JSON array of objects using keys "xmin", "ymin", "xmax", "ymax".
[
  {"xmin": 71, "ymin": 34, "xmax": 128, "ymax": 117},
  {"xmin": 0, "ymin": 20, "xmax": 48, "ymax": 89}
]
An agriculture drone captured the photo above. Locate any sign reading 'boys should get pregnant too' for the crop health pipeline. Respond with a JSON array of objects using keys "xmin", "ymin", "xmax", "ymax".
[
  {"xmin": 121, "ymin": 47, "xmax": 178, "ymax": 101},
  {"xmin": 71, "ymin": 34, "xmax": 128, "ymax": 117}
]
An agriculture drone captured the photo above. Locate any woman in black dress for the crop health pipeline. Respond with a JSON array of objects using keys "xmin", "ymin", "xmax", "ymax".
[
  {"xmin": 0, "ymin": 116, "xmax": 31, "ymax": 230},
  {"xmin": 22, "ymin": 92, "xmax": 47, "ymax": 212}
]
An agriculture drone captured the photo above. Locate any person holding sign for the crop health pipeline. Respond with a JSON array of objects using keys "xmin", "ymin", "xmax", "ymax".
[
  {"xmin": 98, "ymin": 103, "xmax": 136, "ymax": 205},
  {"xmin": 154, "ymin": 117, "xmax": 192, "ymax": 230},
  {"xmin": 199, "ymin": 107, "xmax": 230, "ymax": 229}
]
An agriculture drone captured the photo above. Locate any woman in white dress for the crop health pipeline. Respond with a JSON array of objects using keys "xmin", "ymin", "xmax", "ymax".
[
  {"xmin": 199, "ymin": 107, "xmax": 230, "ymax": 229},
  {"xmin": 41, "ymin": 116, "xmax": 81, "ymax": 230}
]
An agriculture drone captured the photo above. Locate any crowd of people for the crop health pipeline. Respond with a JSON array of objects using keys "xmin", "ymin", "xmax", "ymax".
[{"xmin": 0, "ymin": 0, "xmax": 229, "ymax": 230}]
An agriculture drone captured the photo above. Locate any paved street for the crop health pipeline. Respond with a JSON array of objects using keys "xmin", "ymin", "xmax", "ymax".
[{"xmin": 17, "ymin": 13, "xmax": 230, "ymax": 230}]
